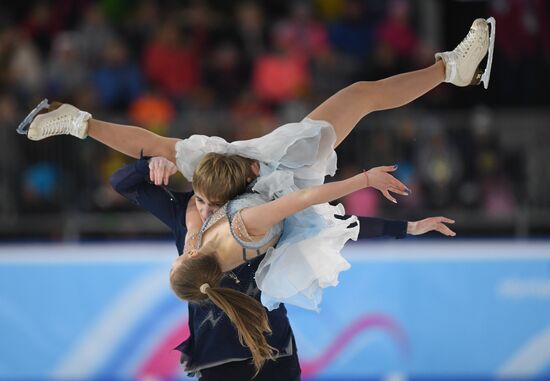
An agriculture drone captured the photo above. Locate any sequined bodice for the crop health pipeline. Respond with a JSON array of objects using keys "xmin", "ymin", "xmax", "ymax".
[{"xmin": 182, "ymin": 193, "xmax": 283, "ymax": 266}]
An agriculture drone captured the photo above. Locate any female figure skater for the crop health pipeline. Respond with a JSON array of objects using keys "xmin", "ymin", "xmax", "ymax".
[
  {"xmin": 110, "ymin": 153, "xmax": 454, "ymax": 380},
  {"xmin": 19, "ymin": 17, "xmax": 493, "ymax": 379}
]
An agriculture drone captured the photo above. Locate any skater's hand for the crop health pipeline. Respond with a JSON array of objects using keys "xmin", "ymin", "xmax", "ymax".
[
  {"xmin": 149, "ymin": 156, "xmax": 177, "ymax": 186},
  {"xmin": 364, "ymin": 165, "xmax": 410, "ymax": 204},
  {"xmin": 407, "ymin": 217, "xmax": 456, "ymax": 236}
]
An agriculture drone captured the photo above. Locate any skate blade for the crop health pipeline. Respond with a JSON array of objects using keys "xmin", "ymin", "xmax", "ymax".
[
  {"xmin": 481, "ymin": 16, "xmax": 496, "ymax": 89},
  {"xmin": 16, "ymin": 98, "xmax": 50, "ymax": 135}
]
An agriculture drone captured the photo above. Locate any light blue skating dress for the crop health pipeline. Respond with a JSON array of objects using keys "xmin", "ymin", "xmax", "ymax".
[{"xmin": 175, "ymin": 118, "xmax": 359, "ymax": 311}]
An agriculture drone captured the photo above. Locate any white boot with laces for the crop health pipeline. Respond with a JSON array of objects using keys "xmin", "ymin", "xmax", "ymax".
[
  {"xmin": 17, "ymin": 99, "xmax": 91, "ymax": 141},
  {"xmin": 435, "ymin": 17, "xmax": 496, "ymax": 89}
]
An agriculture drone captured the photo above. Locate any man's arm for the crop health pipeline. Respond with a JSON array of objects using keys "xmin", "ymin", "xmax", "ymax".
[
  {"xmin": 109, "ymin": 155, "xmax": 192, "ymax": 236},
  {"xmin": 340, "ymin": 215, "xmax": 455, "ymax": 238},
  {"xmin": 339, "ymin": 215, "xmax": 407, "ymax": 239}
]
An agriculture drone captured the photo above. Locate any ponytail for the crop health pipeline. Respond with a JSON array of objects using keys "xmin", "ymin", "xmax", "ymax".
[{"xmin": 170, "ymin": 254, "xmax": 276, "ymax": 374}]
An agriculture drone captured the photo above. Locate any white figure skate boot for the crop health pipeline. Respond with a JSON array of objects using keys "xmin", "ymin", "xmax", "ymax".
[
  {"xmin": 17, "ymin": 99, "xmax": 91, "ymax": 140},
  {"xmin": 435, "ymin": 17, "xmax": 496, "ymax": 89}
]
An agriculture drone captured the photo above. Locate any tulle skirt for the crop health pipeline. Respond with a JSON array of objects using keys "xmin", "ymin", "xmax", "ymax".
[{"xmin": 175, "ymin": 118, "xmax": 359, "ymax": 311}]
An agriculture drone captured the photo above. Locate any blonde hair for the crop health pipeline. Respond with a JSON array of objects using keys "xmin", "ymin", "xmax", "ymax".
[
  {"xmin": 192, "ymin": 152, "xmax": 256, "ymax": 204},
  {"xmin": 170, "ymin": 254, "xmax": 276, "ymax": 374}
]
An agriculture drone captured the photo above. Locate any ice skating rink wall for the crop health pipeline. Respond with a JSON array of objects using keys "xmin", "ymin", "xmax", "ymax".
[{"xmin": 1, "ymin": 240, "xmax": 549, "ymax": 381}]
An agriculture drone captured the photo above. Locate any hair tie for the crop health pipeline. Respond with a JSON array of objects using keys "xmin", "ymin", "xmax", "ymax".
[{"xmin": 200, "ymin": 283, "xmax": 210, "ymax": 294}]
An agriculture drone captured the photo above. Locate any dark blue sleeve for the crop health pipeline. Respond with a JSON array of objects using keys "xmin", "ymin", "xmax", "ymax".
[
  {"xmin": 109, "ymin": 155, "xmax": 191, "ymax": 238},
  {"xmin": 337, "ymin": 215, "xmax": 407, "ymax": 239}
]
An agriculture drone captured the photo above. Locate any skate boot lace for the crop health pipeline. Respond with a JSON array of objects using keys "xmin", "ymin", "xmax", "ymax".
[
  {"xmin": 455, "ymin": 28, "xmax": 476, "ymax": 59},
  {"xmin": 41, "ymin": 114, "xmax": 75, "ymax": 137}
]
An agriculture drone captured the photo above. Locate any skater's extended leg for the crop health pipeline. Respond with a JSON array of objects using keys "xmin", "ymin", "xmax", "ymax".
[
  {"xmin": 307, "ymin": 17, "xmax": 493, "ymax": 148},
  {"xmin": 88, "ymin": 119, "xmax": 179, "ymax": 163},
  {"xmin": 307, "ymin": 61, "xmax": 445, "ymax": 148},
  {"xmin": 22, "ymin": 101, "xmax": 180, "ymax": 163}
]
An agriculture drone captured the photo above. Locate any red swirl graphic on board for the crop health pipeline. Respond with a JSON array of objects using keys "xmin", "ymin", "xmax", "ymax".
[
  {"xmin": 300, "ymin": 313, "xmax": 409, "ymax": 377},
  {"xmin": 138, "ymin": 313, "xmax": 408, "ymax": 379}
]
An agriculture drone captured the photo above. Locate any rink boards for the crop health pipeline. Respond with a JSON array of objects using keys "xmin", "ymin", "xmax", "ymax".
[{"xmin": 0, "ymin": 240, "xmax": 549, "ymax": 380}]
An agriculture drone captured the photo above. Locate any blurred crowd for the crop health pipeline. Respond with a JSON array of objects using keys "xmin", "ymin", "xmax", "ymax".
[{"xmin": 0, "ymin": 0, "xmax": 549, "ymax": 236}]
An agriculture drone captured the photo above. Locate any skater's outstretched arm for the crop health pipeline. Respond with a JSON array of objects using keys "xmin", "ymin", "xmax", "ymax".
[
  {"xmin": 344, "ymin": 215, "xmax": 455, "ymax": 238},
  {"xmin": 142, "ymin": 155, "xmax": 456, "ymax": 238},
  {"xmin": 241, "ymin": 165, "xmax": 408, "ymax": 236},
  {"xmin": 135, "ymin": 157, "xmax": 456, "ymax": 241}
]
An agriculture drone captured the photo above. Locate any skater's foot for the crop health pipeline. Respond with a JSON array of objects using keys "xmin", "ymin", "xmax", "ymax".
[
  {"xmin": 18, "ymin": 99, "xmax": 91, "ymax": 141},
  {"xmin": 435, "ymin": 17, "xmax": 496, "ymax": 88}
]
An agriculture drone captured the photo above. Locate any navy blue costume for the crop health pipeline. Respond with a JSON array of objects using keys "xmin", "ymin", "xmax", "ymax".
[{"xmin": 110, "ymin": 156, "xmax": 407, "ymax": 380}]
